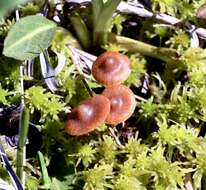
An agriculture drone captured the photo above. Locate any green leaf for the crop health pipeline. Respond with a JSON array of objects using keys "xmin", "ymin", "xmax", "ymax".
[
  {"xmin": 92, "ymin": 0, "xmax": 104, "ymax": 26},
  {"xmin": 37, "ymin": 151, "xmax": 51, "ymax": 188},
  {"xmin": 0, "ymin": 0, "xmax": 20, "ymax": 18},
  {"xmin": 51, "ymin": 177, "xmax": 71, "ymax": 190},
  {"xmin": 3, "ymin": 15, "xmax": 56, "ymax": 61},
  {"xmin": 69, "ymin": 13, "xmax": 91, "ymax": 49},
  {"xmin": 92, "ymin": 0, "xmax": 121, "ymax": 45}
]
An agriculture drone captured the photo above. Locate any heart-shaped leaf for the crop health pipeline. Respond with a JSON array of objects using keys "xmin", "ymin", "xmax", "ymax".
[{"xmin": 3, "ymin": 15, "xmax": 56, "ymax": 61}]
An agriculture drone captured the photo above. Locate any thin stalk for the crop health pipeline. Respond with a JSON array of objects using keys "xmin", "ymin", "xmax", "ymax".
[
  {"xmin": 82, "ymin": 79, "xmax": 94, "ymax": 97},
  {"xmin": 0, "ymin": 143, "xmax": 23, "ymax": 190},
  {"xmin": 37, "ymin": 151, "xmax": 51, "ymax": 189},
  {"xmin": 20, "ymin": 64, "xmax": 25, "ymax": 106},
  {"xmin": 16, "ymin": 106, "xmax": 30, "ymax": 186},
  {"xmin": 15, "ymin": 10, "xmax": 28, "ymax": 187},
  {"xmin": 67, "ymin": 46, "xmax": 95, "ymax": 97},
  {"xmin": 108, "ymin": 34, "xmax": 179, "ymax": 63}
]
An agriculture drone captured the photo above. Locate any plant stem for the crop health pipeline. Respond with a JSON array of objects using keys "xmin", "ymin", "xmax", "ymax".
[
  {"xmin": 37, "ymin": 151, "xmax": 51, "ymax": 189},
  {"xmin": 108, "ymin": 34, "xmax": 179, "ymax": 63},
  {"xmin": 92, "ymin": 0, "xmax": 121, "ymax": 46},
  {"xmin": 67, "ymin": 45, "xmax": 95, "ymax": 97},
  {"xmin": 15, "ymin": 9, "xmax": 29, "ymax": 188},
  {"xmin": 16, "ymin": 106, "xmax": 30, "ymax": 186},
  {"xmin": 19, "ymin": 64, "xmax": 25, "ymax": 106}
]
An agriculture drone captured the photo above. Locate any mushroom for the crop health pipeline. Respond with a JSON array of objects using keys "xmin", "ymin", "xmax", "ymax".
[
  {"xmin": 65, "ymin": 95, "xmax": 110, "ymax": 136},
  {"xmin": 102, "ymin": 85, "xmax": 136, "ymax": 125},
  {"xmin": 92, "ymin": 51, "xmax": 131, "ymax": 86}
]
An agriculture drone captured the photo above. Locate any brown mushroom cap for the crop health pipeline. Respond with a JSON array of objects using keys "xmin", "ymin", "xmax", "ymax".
[
  {"xmin": 65, "ymin": 95, "xmax": 110, "ymax": 136},
  {"xmin": 102, "ymin": 85, "xmax": 136, "ymax": 125},
  {"xmin": 92, "ymin": 51, "xmax": 131, "ymax": 86}
]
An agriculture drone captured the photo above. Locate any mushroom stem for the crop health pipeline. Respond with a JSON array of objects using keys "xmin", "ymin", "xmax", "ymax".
[
  {"xmin": 82, "ymin": 78, "xmax": 94, "ymax": 97},
  {"xmin": 67, "ymin": 45, "xmax": 95, "ymax": 97},
  {"xmin": 108, "ymin": 34, "xmax": 179, "ymax": 63}
]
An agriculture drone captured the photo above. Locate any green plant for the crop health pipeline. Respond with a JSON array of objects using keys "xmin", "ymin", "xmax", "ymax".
[{"xmin": 2, "ymin": 1, "xmax": 206, "ymax": 190}]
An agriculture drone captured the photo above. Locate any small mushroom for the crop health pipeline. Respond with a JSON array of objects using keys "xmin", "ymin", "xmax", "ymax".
[
  {"xmin": 92, "ymin": 51, "xmax": 131, "ymax": 86},
  {"xmin": 102, "ymin": 85, "xmax": 136, "ymax": 125},
  {"xmin": 65, "ymin": 95, "xmax": 110, "ymax": 136}
]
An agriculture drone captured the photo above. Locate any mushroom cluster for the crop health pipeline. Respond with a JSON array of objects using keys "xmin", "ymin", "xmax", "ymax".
[{"xmin": 65, "ymin": 51, "xmax": 136, "ymax": 136}]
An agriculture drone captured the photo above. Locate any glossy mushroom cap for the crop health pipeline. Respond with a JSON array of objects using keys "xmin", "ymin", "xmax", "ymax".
[
  {"xmin": 92, "ymin": 51, "xmax": 131, "ymax": 86},
  {"xmin": 102, "ymin": 85, "xmax": 136, "ymax": 125},
  {"xmin": 65, "ymin": 95, "xmax": 110, "ymax": 136}
]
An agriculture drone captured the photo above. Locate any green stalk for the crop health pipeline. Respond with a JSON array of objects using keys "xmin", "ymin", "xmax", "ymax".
[
  {"xmin": 108, "ymin": 34, "xmax": 179, "ymax": 63},
  {"xmin": 37, "ymin": 151, "xmax": 51, "ymax": 189},
  {"xmin": 92, "ymin": 0, "xmax": 121, "ymax": 46},
  {"xmin": 16, "ymin": 106, "xmax": 30, "ymax": 184},
  {"xmin": 69, "ymin": 13, "xmax": 91, "ymax": 49}
]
